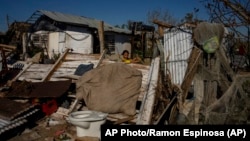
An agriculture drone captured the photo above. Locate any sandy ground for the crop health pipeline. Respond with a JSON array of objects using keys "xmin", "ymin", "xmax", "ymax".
[{"xmin": 7, "ymin": 117, "xmax": 100, "ymax": 141}]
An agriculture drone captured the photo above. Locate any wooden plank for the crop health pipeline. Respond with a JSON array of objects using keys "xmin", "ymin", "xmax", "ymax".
[
  {"xmin": 136, "ymin": 56, "xmax": 160, "ymax": 124},
  {"xmin": 198, "ymin": 65, "xmax": 219, "ymax": 80},
  {"xmin": 15, "ymin": 64, "xmax": 53, "ymax": 82},
  {"xmin": 18, "ymin": 72, "xmax": 45, "ymax": 80},
  {"xmin": 52, "ymin": 69, "xmax": 75, "ymax": 74},
  {"xmin": 0, "ymin": 44, "xmax": 16, "ymax": 50},
  {"xmin": 65, "ymin": 53, "xmax": 100, "ymax": 61},
  {"xmin": 96, "ymin": 49, "xmax": 107, "ymax": 68},
  {"xmin": 153, "ymin": 94, "xmax": 177, "ymax": 125},
  {"xmin": 98, "ymin": 21, "xmax": 105, "ymax": 53},
  {"xmin": 11, "ymin": 62, "xmax": 33, "ymax": 82},
  {"xmin": 60, "ymin": 61, "xmax": 98, "ymax": 68},
  {"xmin": 181, "ymin": 47, "xmax": 202, "ymax": 102},
  {"xmin": 17, "ymin": 78, "xmax": 42, "ymax": 82},
  {"xmin": 193, "ymin": 73, "xmax": 204, "ymax": 124},
  {"xmin": 2, "ymin": 48, "xmax": 13, "ymax": 52},
  {"xmin": 26, "ymin": 64, "xmax": 53, "ymax": 72}
]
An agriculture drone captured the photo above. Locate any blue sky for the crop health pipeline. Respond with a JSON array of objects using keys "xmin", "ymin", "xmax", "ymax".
[{"xmin": 0, "ymin": 0, "xmax": 209, "ymax": 32}]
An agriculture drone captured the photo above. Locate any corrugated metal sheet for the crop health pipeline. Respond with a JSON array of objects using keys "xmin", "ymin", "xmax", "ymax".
[
  {"xmin": 27, "ymin": 10, "xmax": 131, "ymax": 34},
  {"xmin": 6, "ymin": 80, "xmax": 72, "ymax": 98},
  {"xmin": 163, "ymin": 27, "xmax": 193, "ymax": 85},
  {"xmin": 39, "ymin": 10, "xmax": 97, "ymax": 27},
  {"xmin": 0, "ymin": 98, "xmax": 41, "ymax": 139},
  {"xmin": 0, "ymin": 98, "xmax": 35, "ymax": 120}
]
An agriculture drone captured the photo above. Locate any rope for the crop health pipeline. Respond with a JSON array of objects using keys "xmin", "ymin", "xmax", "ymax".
[{"xmin": 64, "ymin": 31, "xmax": 90, "ymax": 41}]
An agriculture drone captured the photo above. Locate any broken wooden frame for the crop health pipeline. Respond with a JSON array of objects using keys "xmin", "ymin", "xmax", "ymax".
[
  {"xmin": 181, "ymin": 43, "xmax": 240, "ymax": 124},
  {"xmin": 8, "ymin": 49, "xmax": 160, "ymax": 125},
  {"xmin": 136, "ymin": 56, "xmax": 160, "ymax": 124}
]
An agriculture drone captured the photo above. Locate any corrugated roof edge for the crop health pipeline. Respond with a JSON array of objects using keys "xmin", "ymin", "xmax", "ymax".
[{"xmin": 35, "ymin": 10, "xmax": 131, "ymax": 34}]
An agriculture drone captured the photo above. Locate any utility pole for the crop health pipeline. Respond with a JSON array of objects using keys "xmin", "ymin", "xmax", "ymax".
[
  {"xmin": 6, "ymin": 14, "xmax": 10, "ymax": 28},
  {"xmin": 98, "ymin": 21, "xmax": 105, "ymax": 53}
]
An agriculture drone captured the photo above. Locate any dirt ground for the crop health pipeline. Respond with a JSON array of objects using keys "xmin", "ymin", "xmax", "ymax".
[{"xmin": 7, "ymin": 117, "xmax": 100, "ymax": 141}]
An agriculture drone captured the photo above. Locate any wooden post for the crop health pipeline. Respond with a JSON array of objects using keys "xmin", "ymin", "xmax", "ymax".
[
  {"xmin": 98, "ymin": 21, "xmax": 105, "ymax": 53},
  {"xmin": 181, "ymin": 47, "xmax": 202, "ymax": 102},
  {"xmin": 136, "ymin": 56, "xmax": 160, "ymax": 124},
  {"xmin": 158, "ymin": 26, "xmax": 164, "ymax": 38},
  {"xmin": 193, "ymin": 73, "xmax": 204, "ymax": 124},
  {"xmin": 96, "ymin": 49, "xmax": 107, "ymax": 68}
]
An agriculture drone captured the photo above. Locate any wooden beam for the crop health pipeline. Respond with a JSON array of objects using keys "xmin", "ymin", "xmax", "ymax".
[
  {"xmin": 181, "ymin": 47, "xmax": 202, "ymax": 102},
  {"xmin": 10, "ymin": 62, "xmax": 33, "ymax": 84},
  {"xmin": 153, "ymin": 94, "xmax": 177, "ymax": 125},
  {"xmin": 158, "ymin": 26, "xmax": 164, "ymax": 38},
  {"xmin": 153, "ymin": 19, "xmax": 174, "ymax": 38},
  {"xmin": 2, "ymin": 48, "xmax": 13, "ymax": 52},
  {"xmin": 193, "ymin": 73, "xmax": 204, "ymax": 124},
  {"xmin": 96, "ymin": 49, "xmax": 107, "ymax": 68},
  {"xmin": 136, "ymin": 56, "xmax": 160, "ymax": 124},
  {"xmin": 152, "ymin": 19, "xmax": 174, "ymax": 28},
  {"xmin": 41, "ymin": 48, "xmax": 70, "ymax": 82},
  {"xmin": 0, "ymin": 44, "xmax": 16, "ymax": 50},
  {"xmin": 98, "ymin": 21, "xmax": 105, "ymax": 53}
]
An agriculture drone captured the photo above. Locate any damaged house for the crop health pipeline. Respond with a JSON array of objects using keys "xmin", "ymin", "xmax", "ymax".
[
  {"xmin": 155, "ymin": 21, "xmax": 250, "ymax": 125},
  {"xmin": 23, "ymin": 10, "xmax": 132, "ymax": 62},
  {"xmin": 0, "ymin": 8, "xmax": 249, "ymax": 141},
  {"xmin": 0, "ymin": 10, "xmax": 163, "ymax": 141}
]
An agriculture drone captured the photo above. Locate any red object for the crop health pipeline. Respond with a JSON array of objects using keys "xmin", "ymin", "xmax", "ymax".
[
  {"xmin": 238, "ymin": 45, "xmax": 246, "ymax": 55},
  {"xmin": 41, "ymin": 99, "xmax": 58, "ymax": 115}
]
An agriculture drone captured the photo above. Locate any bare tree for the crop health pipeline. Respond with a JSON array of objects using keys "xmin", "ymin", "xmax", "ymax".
[
  {"xmin": 201, "ymin": 0, "xmax": 250, "ymax": 69},
  {"xmin": 181, "ymin": 8, "xmax": 201, "ymax": 23},
  {"xmin": 201, "ymin": 0, "xmax": 250, "ymax": 38},
  {"xmin": 147, "ymin": 9, "xmax": 178, "ymax": 26}
]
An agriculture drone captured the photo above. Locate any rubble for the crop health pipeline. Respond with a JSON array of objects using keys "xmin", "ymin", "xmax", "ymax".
[{"xmin": 0, "ymin": 9, "xmax": 249, "ymax": 140}]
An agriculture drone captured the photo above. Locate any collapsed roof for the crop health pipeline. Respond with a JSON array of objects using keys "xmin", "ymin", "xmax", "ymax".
[{"xmin": 26, "ymin": 10, "xmax": 131, "ymax": 34}]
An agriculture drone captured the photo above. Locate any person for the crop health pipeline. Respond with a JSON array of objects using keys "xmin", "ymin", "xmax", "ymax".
[{"xmin": 121, "ymin": 50, "xmax": 140, "ymax": 64}]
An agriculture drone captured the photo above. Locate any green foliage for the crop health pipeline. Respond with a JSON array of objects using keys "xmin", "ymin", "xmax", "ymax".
[
  {"xmin": 133, "ymin": 49, "xmax": 143, "ymax": 59},
  {"xmin": 52, "ymin": 53, "xmax": 61, "ymax": 61},
  {"xmin": 242, "ymin": 80, "xmax": 250, "ymax": 94}
]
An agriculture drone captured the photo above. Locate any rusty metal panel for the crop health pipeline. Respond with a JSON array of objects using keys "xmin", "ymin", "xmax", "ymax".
[
  {"xmin": 0, "ymin": 98, "xmax": 41, "ymax": 138},
  {"xmin": 6, "ymin": 79, "xmax": 71, "ymax": 98},
  {"xmin": 0, "ymin": 98, "xmax": 33, "ymax": 121},
  {"xmin": 164, "ymin": 27, "xmax": 193, "ymax": 85}
]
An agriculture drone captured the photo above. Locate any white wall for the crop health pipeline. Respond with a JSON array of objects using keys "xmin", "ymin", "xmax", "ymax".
[
  {"xmin": 48, "ymin": 32, "xmax": 62, "ymax": 59},
  {"xmin": 65, "ymin": 31, "xmax": 93, "ymax": 54},
  {"xmin": 48, "ymin": 30, "xmax": 93, "ymax": 59},
  {"xmin": 29, "ymin": 28, "xmax": 130, "ymax": 60},
  {"xmin": 114, "ymin": 34, "xmax": 131, "ymax": 55}
]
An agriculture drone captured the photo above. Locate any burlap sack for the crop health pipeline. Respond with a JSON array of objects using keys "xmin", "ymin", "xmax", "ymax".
[{"xmin": 76, "ymin": 63, "xmax": 142, "ymax": 116}]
